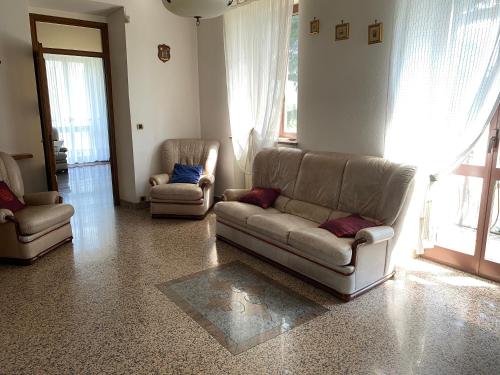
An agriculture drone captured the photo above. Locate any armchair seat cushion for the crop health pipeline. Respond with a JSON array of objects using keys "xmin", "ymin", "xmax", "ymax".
[
  {"xmin": 214, "ymin": 201, "xmax": 279, "ymax": 226},
  {"xmin": 55, "ymin": 152, "xmax": 67, "ymax": 162},
  {"xmin": 288, "ymin": 228, "xmax": 354, "ymax": 266},
  {"xmin": 151, "ymin": 183, "xmax": 203, "ymax": 202},
  {"xmin": 247, "ymin": 214, "xmax": 317, "ymax": 243},
  {"xmin": 15, "ymin": 204, "xmax": 74, "ymax": 235}
]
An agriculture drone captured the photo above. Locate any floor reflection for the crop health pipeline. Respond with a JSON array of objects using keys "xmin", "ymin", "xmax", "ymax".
[{"xmin": 58, "ymin": 163, "xmax": 116, "ymax": 256}]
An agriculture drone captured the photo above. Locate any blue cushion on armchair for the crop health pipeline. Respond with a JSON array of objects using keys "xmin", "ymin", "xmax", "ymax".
[{"xmin": 169, "ymin": 163, "xmax": 203, "ymax": 184}]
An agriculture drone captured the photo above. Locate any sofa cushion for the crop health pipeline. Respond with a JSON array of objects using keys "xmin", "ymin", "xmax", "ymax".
[
  {"xmin": 0, "ymin": 181, "xmax": 25, "ymax": 212},
  {"xmin": 169, "ymin": 164, "xmax": 203, "ymax": 184},
  {"xmin": 288, "ymin": 228, "xmax": 354, "ymax": 266},
  {"xmin": 252, "ymin": 148, "xmax": 305, "ymax": 198},
  {"xmin": 247, "ymin": 214, "xmax": 317, "ymax": 243},
  {"xmin": 214, "ymin": 201, "xmax": 280, "ymax": 226},
  {"xmin": 239, "ymin": 188, "xmax": 280, "ymax": 209},
  {"xmin": 151, "ymin": 183, "xmax": 203, "ymax": 202},
  {"xmin": 285, "ymin": 199, "xmax": 332, "ymax": 223},
  {"xmin": 338, "ymin": 157, "xmax": 416, "ymax": 224},
  {"xmin": 273, "ymin": 195, "xmax": 290, "ymax": 212},
  {"xmin": 292, "ymin": 152, "xmax": 349, "ymax": 209},
  {"xmin": 15, "ymin": 204, "xmax": 74, "ymax": 235},
  {"xmin": 319, "ymin": 214, "xmax": 379, "ymax": 238}
]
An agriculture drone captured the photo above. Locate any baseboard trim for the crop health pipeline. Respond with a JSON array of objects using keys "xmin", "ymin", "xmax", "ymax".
[
  {"xmin": 152, "ymin": 213, "xmax": 207, "ymax": 220},
  {"xmin": 120, "ymin": 199, "xmax": 150, "ymax": 209}
]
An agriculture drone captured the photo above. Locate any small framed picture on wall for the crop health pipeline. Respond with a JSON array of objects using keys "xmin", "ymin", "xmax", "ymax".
[
  {"xmin": 310, "ymin": 17, "xmax": 320, "ymax": 35},
  {"xmin": 335, "ymin": 21, "xmax": 349, "ymax": 41},
  {"xmin": 368, "ymin": 21, "xmax": 383, "ymax": 44}
]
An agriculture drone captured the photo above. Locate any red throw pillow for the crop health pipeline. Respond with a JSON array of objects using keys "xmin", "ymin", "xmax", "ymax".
[
  {"xmin": 319, "ymin": 214, "xmax": 379, "ymax": 238},
  {"xmin": 0, "ymin": 181, "xmax": 25, "ymax": 213},
  {"xmin": 239, "ymin": 187, "xmax": 280, "ymax": 209}
]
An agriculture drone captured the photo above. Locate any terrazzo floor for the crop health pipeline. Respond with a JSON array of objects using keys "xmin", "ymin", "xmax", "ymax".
[{"xmin": 0, "ymin": 165, "xmax": 499, "ymax": 374}]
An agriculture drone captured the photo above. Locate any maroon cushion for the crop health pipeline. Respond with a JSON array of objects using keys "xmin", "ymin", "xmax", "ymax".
[
  {"xmin": 319, "ymin": 214, "xmax": 379, "ymax": 238},
  {"xmin": 0, "ymin": 181, "xmax": 25, "ymax": 213},
  {"xmin": 239, "ymin": 187, "xmax": 280, "ymax": 209}
]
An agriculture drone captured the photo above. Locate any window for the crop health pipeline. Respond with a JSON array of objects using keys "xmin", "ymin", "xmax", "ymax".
[{"xmin": 280, "ymin": 4, "xmax": 299, "ymax": 139}]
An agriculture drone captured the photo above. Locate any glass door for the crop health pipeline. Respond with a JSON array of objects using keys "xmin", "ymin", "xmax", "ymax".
[
  {"xmin": 423, "ymin": 106, "xmax": 500, "ymax": 282},
  {"xmin": 478, "ymin": 108, "xmax": 500, "ymax": 281}
]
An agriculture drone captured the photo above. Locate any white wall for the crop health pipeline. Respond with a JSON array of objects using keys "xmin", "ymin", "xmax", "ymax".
[
  {"xmin": 298, "ymin": 0, "xmax": 395, "ymax": 156},
  {"xmin": 1, "ymin": 0, "xmax": 202, "ymax": 203},
  {"xmin": 107, "ymin": 7, "xmax": 136, "ymax": 203},
  {"xmin": 0, "ymin": 0, "xmax": 47, "ymax": 193},
  {"xmin": 197, "ymin": 17, "xmax": 243, "ymax": 196},
  {"xmin": 118, "ymin": 0, "xmax": 201, "ymax": 200},
  {"xmin": 196, "ymin": 0, "xmax": 396, "ymax": 195}
]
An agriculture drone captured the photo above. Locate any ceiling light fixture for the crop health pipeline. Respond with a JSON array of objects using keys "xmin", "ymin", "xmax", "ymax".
[{"xmin": 162, "ymin": 0, "xmax": 235, "ymax": 25}]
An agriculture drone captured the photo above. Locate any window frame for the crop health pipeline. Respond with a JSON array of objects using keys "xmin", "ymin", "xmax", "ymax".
[{"xmin": 280, "ymin": 3, "xmax": 299, "ymax": 140}]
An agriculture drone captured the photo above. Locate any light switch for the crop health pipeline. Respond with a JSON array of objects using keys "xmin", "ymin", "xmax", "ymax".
[{"xmin": 137, "ymin": 124, "xmax": 144, "ymax": 130}]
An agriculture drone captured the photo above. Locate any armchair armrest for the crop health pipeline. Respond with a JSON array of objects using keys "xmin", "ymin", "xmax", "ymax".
[
  {"xmin": 199, "ymin": 174, "xmax": 215, "ymax": 188},
  {"xmin": 0, "ymin": 208, "xmax": 14, "ymax": 224},
  {"xmin": 24, "ymin": 191, "xmax": 61, "ymax": 205},
  {"xmin": 150, "ymin": 173, "xmax": 169, "ymax": 186},
  {"xmin": 223, "ymin": 188, "xmax": 251, "ymax": 201},
  {"xmin": 355, "ymin": 226, "xmax": 394, "ymax": 245}
]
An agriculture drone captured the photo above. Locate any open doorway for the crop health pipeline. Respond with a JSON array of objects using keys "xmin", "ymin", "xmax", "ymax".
[{"xmin": 29, "ymin": 14, "xmax": 119, "ymax": 207}]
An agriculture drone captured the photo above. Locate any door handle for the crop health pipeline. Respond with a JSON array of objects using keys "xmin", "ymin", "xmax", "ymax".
[{"xmin": 488, "ymin": 130, "xmax": 499, "ymax": 153}]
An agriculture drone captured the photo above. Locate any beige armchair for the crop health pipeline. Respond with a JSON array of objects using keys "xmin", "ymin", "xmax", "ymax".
[
  {"xmin": 0, "ymin": 152, "xmax": 74, "ymax": 264},
  {"xmin": 52, "ymin": 128, "xmax": 68, "ymax": 173},
  {"xmin": 149, "ymin": 139, "xmax": 220, "ymax": 219}
]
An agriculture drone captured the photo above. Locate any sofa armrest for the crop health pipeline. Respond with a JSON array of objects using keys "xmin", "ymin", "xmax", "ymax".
[
  {"xmin": 223, "ymin": 188, "xmax": 251, "ymax": 201},
  {"xmin": 0, "ymin": 208, "xmax": 14, "ymax": 224},
  {"xmin": 150, "ymin": 173, "xmax": 169, "ymax": 186},
  {"xmin": 199, "ymin": 174, "xmax": 215, "ymax": 188},
  {"xmin": 24, "ymin": 191, "xmax": 61, "ymax": 205},
  {"xmin": 355, "ymin": 226, "xmax": 394, "ymax": 245}
]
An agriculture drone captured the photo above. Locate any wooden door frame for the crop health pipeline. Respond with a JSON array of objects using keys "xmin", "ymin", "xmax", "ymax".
[
  {"xmin": 476, "ymin": 107, "xmax": 500, "ymax": 281},
  {"xmin": 29, "ymin": 13, "xmax": 120, "ymax": 206},
  {"xmin": 32, "ymin": 44, "xmax": 58, "ymax": 191},
  {"xmin": 422, "ymin": 106, "xmax": 500, "ymax": 282}
]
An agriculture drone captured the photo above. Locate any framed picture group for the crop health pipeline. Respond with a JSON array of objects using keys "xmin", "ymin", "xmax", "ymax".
[{"xmin": 310, "ymin": 17, "xmax": 383, "ymax": 45}]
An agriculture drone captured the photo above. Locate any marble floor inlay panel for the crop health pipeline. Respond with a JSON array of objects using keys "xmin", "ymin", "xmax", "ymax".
[{"xmin": 157, "ymin": 261, "xmax": 327, "ymax": 354}]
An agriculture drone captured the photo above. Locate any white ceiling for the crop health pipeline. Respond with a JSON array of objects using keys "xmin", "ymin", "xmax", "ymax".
[{"xmin": 28, "ymin": 0, "xmax": 121, "ymax": 16}]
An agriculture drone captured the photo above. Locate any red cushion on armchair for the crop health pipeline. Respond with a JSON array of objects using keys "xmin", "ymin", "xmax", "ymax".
[
  {"xmin": 319, "ymin": 214, "xmax": 379, "ymax": 238},
  {"xmin": 239, "ymin": 187, "xmax": 280, "ymax": 209},
  {"xmin": 0, "ymin": 181, "xmax": 25, "ymax": 212}
]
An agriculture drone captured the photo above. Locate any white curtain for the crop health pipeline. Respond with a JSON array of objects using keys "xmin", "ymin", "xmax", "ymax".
[
  {"xmin": 223, "ymin": 0, "xmax": 293, "ymax": 186},
  {"xmin": 385, "ymin": 0, "xmax": 500, "ymax": 252},
  {"xmin": 45, "ymin": 54, "xmax": 110, "ymax": 164}
]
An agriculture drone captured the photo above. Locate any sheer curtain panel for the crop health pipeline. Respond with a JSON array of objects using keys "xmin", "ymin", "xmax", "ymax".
[
  {"xmin": 223, "ymin": 0, "xmax": 293, "ymax": 186},
  {"xmin": 384, "ymin": 0, "xmax": 500, "ymax": 251},
  {"xmin": 45, "ymin": 54, "xmax": 110, "ymax": 164}
]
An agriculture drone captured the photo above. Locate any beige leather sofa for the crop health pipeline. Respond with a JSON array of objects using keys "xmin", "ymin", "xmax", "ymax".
[
  {"xmin": 215, "ymin": 148, "xmax": 416, "ymax": 300},
  {"xmin": 0, "ymin": 152, "xmax": 74, "ymax": 264},
  {"xmin": 150, "ymin": 139, "xmax": 220, "ymax": 218}
]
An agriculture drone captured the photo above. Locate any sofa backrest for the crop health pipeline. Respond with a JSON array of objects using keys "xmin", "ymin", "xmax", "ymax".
[
  {"xmin": 160, "ymin": 139, "xmax": 220, "ymax": 176},
  {"xmin": 252, "ymin": 148, "xmax": 305, "ymax": 198},
  {"xmin": 337, "ymin": 157, "xmax": 416, "ymax": 225},
  {"xmin": 252, "ymin": 148, "xmax": 416, "ymax": 226},
  {"xmin": 0, "ymin": 152, "xmax": 25, "ymax": 201}
]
